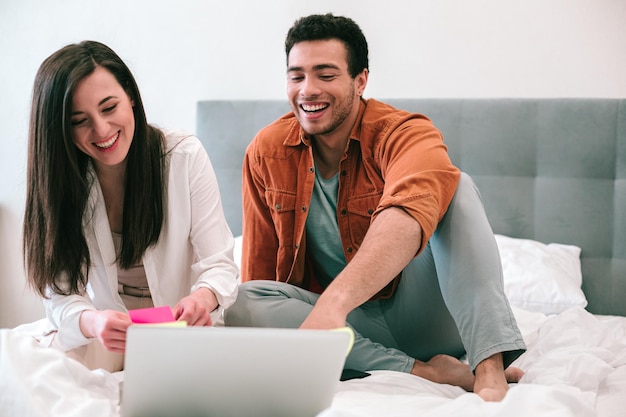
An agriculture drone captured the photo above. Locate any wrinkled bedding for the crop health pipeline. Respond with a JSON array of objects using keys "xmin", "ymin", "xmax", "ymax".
[
  {"xmin": 1, "ymin": 307, "xmax": 625, "ymax": 417},
  {"xmin": 325, "ymin": 307, "xmax": 626, "ymax": 417}
]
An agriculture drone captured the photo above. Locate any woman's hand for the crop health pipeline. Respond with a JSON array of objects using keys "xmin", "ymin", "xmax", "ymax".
[
  {"xmin": 172, "ymin": 287, "xmax": 218, "ymax": 326},
  {"xmin": 79, "ymin": 309, "xmax": 132, "ymax": 353}
]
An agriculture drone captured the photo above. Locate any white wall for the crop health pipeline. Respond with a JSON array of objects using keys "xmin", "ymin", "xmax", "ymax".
[{"xmin": 1, "ymin": 0, "xmax": 624, "ymax": 328}]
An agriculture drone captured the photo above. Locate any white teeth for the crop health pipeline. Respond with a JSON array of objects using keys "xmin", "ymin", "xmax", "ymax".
[
  {"xmin": 94, "ymin": 132, "xmax": 119, "ymax": 149},
  {"xmin": 301, "ymin": 103, "xmax": 328, "ymax": 112}
]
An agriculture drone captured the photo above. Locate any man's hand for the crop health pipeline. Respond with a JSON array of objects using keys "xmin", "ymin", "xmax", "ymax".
[
  {"xmin": 172, "ymin": 287, "xmax": 218, "ymax": 326},
  {"xmin": 300, "ymin": 207, "xmax": 421, "ymax": 331},
  {"xmin": 79, "ymin": 309, "xmax": 132, "ymax": 353},
  {"xmin": 299, "ymin": 299, "xmax": 347, "ymax": 330}
]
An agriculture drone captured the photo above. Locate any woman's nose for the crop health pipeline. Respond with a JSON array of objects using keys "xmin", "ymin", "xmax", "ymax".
[{"xmin": 92, "ymin": 115, "xmax": 109, "ymax": 138}]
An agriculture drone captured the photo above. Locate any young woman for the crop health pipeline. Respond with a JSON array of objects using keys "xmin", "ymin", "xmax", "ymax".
[{"xmin": 23, "ymin": 41, "xmax": 238, "ymax": 371}]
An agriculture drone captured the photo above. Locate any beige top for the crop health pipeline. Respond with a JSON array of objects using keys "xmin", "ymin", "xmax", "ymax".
[{"xmin": 112, "ymin": 232, "xmax": 152, "ymax": 308}]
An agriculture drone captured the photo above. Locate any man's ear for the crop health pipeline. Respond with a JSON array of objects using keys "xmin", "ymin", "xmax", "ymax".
[{"xmin": 356, "ymin": 68, "xmax": 369, "ymax": 96}]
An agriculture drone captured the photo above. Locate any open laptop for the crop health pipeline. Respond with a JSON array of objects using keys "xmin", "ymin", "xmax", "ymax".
[{"xmin": 121, "ymin": 325, "xmax": 352, "ymax": 417}]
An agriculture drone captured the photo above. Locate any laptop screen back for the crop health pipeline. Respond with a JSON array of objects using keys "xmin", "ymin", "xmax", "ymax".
[{"xmin": 121, "ymin": 326, "xmax": 350, "ymax": 417}]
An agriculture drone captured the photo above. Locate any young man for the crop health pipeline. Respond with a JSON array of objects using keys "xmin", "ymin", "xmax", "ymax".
[{"xmin": 224, "ymin": 13, "xmax": 526, "ymax": 401}]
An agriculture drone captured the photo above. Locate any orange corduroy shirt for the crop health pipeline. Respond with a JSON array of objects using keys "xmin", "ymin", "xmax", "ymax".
[{"xmin": 241, "ymin": 98, "xmax": 460, "ymax": 300}]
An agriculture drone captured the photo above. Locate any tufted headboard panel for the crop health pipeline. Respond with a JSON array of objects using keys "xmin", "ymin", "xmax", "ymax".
[{"xmin": 197, "ymin": 99, "xmax": 626, "ymax": 316}]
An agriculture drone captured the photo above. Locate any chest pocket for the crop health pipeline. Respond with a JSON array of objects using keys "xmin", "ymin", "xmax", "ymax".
[
  {"xmin": 345, "ymin": 193, "xmax": 382, "ymax": 247},
  {"xmin": 266, "ymin": 190, "xmax": 297, "ymax": 248}
]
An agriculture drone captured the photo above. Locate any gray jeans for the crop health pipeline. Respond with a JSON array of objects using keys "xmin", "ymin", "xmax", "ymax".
[{"xmin": 224, "ymin": 173, "xmax": 526, "ymax": 372}]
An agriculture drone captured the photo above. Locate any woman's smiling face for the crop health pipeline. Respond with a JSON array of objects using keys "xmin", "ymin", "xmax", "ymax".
[{"xmin": 70, "ymin": 65, "xmax": 135, "ymax": 172}]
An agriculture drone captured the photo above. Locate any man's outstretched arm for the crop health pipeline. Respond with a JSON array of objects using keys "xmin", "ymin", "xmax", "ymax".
[{"xmin": 300, "ymin": 206, "xmax": 420, "ymax": 330}]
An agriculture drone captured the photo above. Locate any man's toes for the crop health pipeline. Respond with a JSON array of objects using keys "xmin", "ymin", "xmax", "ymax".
[{"xmin": 504, "ymin": 366, "xmax": 524, "ymax": 383}]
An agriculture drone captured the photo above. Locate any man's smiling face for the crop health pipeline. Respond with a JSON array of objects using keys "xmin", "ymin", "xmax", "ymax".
[{"xmin": 286, "ymin": 39, "xmax": 366, "ymax": 138}]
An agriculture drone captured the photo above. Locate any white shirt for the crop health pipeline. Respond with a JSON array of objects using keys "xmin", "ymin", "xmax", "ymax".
[{"xmin": 44, "ymin": 130, "xmax": 239, "ymax": 350}]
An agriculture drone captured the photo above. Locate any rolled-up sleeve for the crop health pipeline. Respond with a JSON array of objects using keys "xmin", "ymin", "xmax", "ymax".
[
  {"xmin": 373, "ymin": 117, "xmax": 460, "ymax": 253},
  {"xmin": 43, "ymin": 285, "xmax": 96, "ymax": 350}
]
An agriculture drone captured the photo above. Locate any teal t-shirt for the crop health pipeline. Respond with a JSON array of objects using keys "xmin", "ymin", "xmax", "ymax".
[{"xmin": 305, "ymin": 164, "xmax": 347, "ymax": 288}]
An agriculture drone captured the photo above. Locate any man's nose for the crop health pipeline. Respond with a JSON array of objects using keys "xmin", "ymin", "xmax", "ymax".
[{"xmin": 300, "ymin": 77, "xmax": 322, "ymax": 98}]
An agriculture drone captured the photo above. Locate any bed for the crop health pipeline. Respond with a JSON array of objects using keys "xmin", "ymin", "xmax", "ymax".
[{"xmin": 1, "ymin": 98, "xmax": 625, "ymax": 417}]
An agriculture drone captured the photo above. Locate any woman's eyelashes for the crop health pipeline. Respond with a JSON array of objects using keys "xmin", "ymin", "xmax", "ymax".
[{"xmin": 70, "ymin": 103, "xmax": 118, "ymax": 127}]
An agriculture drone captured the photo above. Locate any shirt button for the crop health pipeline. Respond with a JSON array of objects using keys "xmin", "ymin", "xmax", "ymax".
[
  {"xmin": 341, "ymin": 170, "xmax": 347, "ymax": 176},
  {"xmin": 276, "ymin": 204, "xmax": 282, "ymax": 210},
  {"xmin": 309, "ymin": 167, "xmax": 315, "ymax": 173},
  {"xmin": 367, "ymin": 209, "xmax": 374, "ymax": 215},
  {"xmin": 347, "ymin": 247, "xmax": 353, "ymax": 253},
  {"xmin": 340, "ymin": 209, "xmax": 347, "ymax": 215},
  {"xmin": 301, "ymin": 206, "xmax": 307, "ymax": 212}
]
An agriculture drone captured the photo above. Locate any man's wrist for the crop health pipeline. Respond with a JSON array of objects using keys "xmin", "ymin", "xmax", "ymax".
[{"xmin": 316, "ymin": 285, "xmax": 353, "ymax": 319}]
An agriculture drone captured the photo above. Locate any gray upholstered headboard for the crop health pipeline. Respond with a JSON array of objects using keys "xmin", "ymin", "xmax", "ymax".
[{"xmin": 196, "ymin": 99, "xmax": 626, "ymax": 316}]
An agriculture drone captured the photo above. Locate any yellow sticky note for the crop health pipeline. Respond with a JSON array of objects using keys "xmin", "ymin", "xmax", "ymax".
[{"xmin": 135, "ymin": 320, "xmax": 188, "ymax": 328}]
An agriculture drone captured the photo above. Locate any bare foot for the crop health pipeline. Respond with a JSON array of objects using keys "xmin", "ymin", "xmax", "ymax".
[
  {"xmin": 505, "ymin": 366, "xmax": 524, "ymax": 383},
  {"xmin": 411, "ymin": 353, "xmax": 524, "ymax": 401},
  {"xmin": 411, "ymin": 354, "xmax": 474, "ymax": 391},
  {"xmin": 474, "ymin": 353, "xmax": 523, "ymax": 402}
]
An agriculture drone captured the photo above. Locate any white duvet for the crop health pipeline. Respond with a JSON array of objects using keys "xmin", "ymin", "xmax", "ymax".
[
  {"xmin": 1, "ymin": 306, "xmax": 625, "ymax": 417},
  {"xmin": 326, "ymin": 307, "xmax": 626, "ymax": 417}
]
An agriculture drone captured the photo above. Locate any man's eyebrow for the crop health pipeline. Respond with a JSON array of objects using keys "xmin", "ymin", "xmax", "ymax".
[
  {"xmin": 287, "ymin": 64, "xmax": 341, "ymax": 72},
  {"xmin": 71, "ymin": 96, "xmax": 116, "ymax": 115}
]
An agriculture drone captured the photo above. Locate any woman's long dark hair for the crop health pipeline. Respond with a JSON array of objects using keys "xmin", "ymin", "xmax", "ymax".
[{"xmin": 24, "ymin": 41, "xmax": 165, "ymax": 297}]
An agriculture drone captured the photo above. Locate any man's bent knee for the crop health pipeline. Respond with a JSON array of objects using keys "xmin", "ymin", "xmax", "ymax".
[{"xmin": 223, "ymin": 281, "xmax": 270, "ymax": 326}]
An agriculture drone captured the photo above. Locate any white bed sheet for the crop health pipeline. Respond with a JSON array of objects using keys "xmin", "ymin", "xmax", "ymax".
[
  {"xmin": 1, "ymin": 306, "xmax": 625, "ymax": 417},
  {"xmin": 325, "ymin": 307, "xmax": 626, "ymax": 417}
]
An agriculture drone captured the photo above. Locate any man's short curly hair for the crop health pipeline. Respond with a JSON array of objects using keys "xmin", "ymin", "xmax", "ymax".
[{"xmin": 285, "ymin": 13, "xmax": 369, "ymax": 78}]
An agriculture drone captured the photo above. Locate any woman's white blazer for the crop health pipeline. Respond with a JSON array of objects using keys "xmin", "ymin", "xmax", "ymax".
[{"xmin": 44, "ymin": 130, "xmax": 239, "ymax": 350}]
